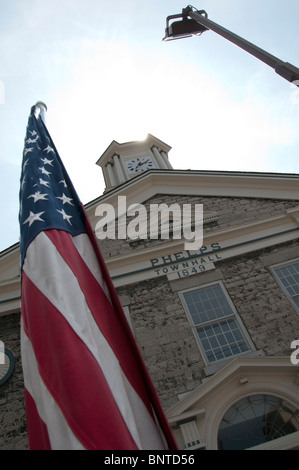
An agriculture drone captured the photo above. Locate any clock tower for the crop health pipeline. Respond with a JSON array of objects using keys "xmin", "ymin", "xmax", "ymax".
[{"xmin": 97, "ymin": 134, "xmax": 173, "ymax": 191}]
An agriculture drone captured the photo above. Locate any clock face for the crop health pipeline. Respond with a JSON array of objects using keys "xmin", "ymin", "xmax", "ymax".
[{"xmin": 126, "ymin": 157, "xmax": 156, "ymax": 174}]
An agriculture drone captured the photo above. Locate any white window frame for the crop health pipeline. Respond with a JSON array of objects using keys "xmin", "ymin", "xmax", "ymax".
[
  {"xmin": 179, "ymin": 281, "xmax": 254, "ymax": 366},
  {"xmin": 270, "ymin": 258, "xmax": 299, "ymax": 315}
]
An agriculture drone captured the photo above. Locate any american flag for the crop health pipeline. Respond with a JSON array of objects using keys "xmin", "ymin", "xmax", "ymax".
[{"xmin": 19, "ymin": 104, "xmax": 177, "ymax": 450}]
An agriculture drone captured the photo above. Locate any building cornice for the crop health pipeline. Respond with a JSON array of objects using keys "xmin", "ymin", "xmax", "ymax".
[
  {"xmin": 103, "ymin": 206, "xmax": 299, "ymax": 286},
  {"xmin": 85, "ymin": 169, "xmax": 299, "ymax": 226}
]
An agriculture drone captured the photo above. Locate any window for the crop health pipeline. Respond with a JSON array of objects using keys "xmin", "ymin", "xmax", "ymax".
[
  {"xmin": 218, "ymin": 394, "xmax": 299, "ymax": 450},
  {"xmin": 272, "ymin": 260, "xmax": 299, "ymax": 312},
  {"xmin": 181, "ymin": 283, "xmax": 252, "ymax": 364}
]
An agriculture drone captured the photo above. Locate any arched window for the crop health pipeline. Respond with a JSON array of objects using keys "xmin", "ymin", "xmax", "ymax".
[{"xmin": 218, "ymin": 394, "xmax": 299, "ymax": 450}]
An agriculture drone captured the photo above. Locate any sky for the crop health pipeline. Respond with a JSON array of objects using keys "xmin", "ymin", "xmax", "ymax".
[{"xmin": 0, "ymin": 0, "xmax": 299, "ymax": 252}]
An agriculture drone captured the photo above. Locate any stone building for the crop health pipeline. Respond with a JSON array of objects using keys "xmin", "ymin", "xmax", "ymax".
[{"xmin": 1, "ymin": 134, "xmax": 299, "ymax": 450}]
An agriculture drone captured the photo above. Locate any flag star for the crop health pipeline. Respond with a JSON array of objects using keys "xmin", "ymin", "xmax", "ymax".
[
  {"xmin": 59, "ymin": 179, "xmax": 68, "ymax": 188},
  {"xmin": 23, "ymin": 158, "xmax": 30, "ymax": 171},
  {"xmin": 28, "ymin": 191, "xmax": 48, "ymax": 202},
  {"xmin": 24, "ymin": 147, "xmax": 34, "ymax": 156},
  {"xmin": 29, "ymin": 130, "xmax": 37, "ymax": 136},
  {"xmin": 38, "ymin": 178, "xmax": 50, "ymax": 188},
  {"xmin": 56, "ymin": 193, "xmax": 74, "ymax": 205},
  {"xmin": 21, "ymin": 176, "xmax": 26, "ymax": 190},
  {"xmin": 39, "ymin": 166, "xmax": 51, "ymax": 178},
  {"xmin": 26, "ymin": 136, "xmax": 39, "ymax": 144},
  {"xmin": 57, "ymin": 208, "xmax": 73, "ymax": 226},
  {"xmin": 41, "ymin": 157, "xmax": 54, "ymax": 166},
  {"xmin": 43, "ymin": 145, "xmax": 55, "ymax": 154},
  {"xmin": 23, "ymin": 211, "xmax": 45, "ymax": 227}
]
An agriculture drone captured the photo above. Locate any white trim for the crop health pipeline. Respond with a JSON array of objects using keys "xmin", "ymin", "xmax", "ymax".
[
  {"xmin": 166, "ymin": 357, "xmax": 298, "ymax": 418},
  {"xmin": 89, "ymin": 170, "xmax": 299, "ymax": 207}
]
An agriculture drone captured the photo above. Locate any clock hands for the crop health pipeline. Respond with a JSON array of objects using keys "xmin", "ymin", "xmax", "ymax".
[
  {"xmin": 127, "ymin": 158, "xmax": 153, "ymax": 173},
  {"xmin": 135, "ymin": 158, "xmax": 150, "ymax": 170}
]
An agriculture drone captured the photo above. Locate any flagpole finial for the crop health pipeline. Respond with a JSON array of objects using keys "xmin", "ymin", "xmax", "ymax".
[{"xmin": 34, "ymin": 101, "xmax": 48, "ymax": 124}]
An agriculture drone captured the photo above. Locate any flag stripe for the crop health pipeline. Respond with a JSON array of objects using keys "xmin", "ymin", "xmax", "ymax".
[
  {"xmin": 22, "ymin": 326, "xmax": 85, "ymax": 450},
  {"xmin": 21, "ymin": 273, "xmax": 139, "ymax": 450},
  {"xmin": 75, "ymin": 217, "xmax": 177, "ymax": 449},
  {"xmin": 82, "ymin": 207, "xmax": 178, "ymax": 449},
  {"xmin": 45, "ymin": 229, "xmax": 153, "ymax": 415},
  {"xmin": 24, "ymin": 389, "xmax": 51, "ymax": 450},
  {"xmin": 22, "ymin": 231, "xmax": 167, "ymax": 449},
  {"xmin": 71, "ymin": 232, "xmax": 111, "ymax": 301}
]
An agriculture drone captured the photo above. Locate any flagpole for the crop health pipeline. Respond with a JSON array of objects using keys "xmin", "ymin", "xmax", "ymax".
[{"xmin": 34, "ymin": 101, "xmax": 47, "ymax": 124}]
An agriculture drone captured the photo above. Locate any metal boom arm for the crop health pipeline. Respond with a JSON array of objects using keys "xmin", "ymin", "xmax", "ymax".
[{"xmin": 164, "ymin": 6, "xmax": 299, "ymax": 86}]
